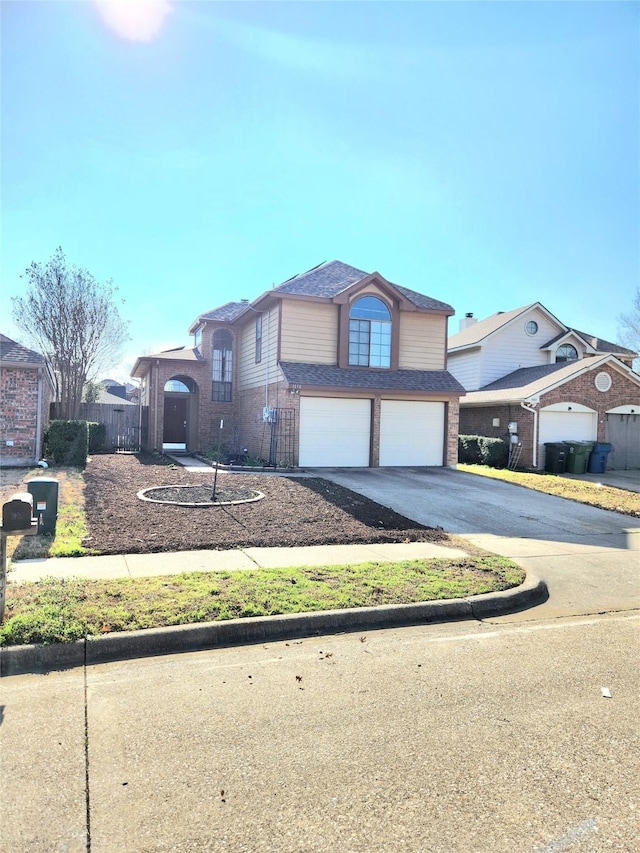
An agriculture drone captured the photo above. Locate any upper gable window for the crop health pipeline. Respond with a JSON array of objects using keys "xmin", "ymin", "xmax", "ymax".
[
  {"xmin": 194, "ymin": 325, "xmax": 203, "ymax": 348},
  {"xmin": 348, "ymin": 296, "xmax": 391, "ymax": 368},
  {"xmin": 525, "ymin": 320, "xmax": 538, "ymax": 336},
  {"xmin": 212, "ymin": 329, "xmax": 233, "ymax": 402},
  {"xmin": 556, "ymin": 343, "xmax": 578, "ymax": 363}
]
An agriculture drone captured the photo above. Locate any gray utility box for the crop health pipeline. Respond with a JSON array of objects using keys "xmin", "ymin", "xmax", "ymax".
[{"xmin": 26, "ymin": 478, "xmax": 59, "ymax": 535}]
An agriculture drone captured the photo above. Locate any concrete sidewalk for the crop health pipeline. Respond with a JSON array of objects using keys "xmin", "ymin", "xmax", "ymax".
[{"xmin": 7, "ymin": 540, "xmax": 469, "ymax": 583}]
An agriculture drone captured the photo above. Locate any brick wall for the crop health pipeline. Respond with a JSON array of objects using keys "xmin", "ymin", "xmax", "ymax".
[
  {"xmin": 459, "ymin": 363, "xmax": 640, "ymax": 469},
  {"xmin": 0, "ymin": 366, "xmax": 52, "ymax": 466}
]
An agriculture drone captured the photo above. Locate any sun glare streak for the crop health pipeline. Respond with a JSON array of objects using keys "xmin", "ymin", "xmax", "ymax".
[{"xmin": 94, "ymin": 0, "xmax": 173, "ymax": 42}]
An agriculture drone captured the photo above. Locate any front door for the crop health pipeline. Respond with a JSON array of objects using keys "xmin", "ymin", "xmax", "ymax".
[{"xmin": 163, "ymin": 397, "xmax": 188, "ymax": 445}]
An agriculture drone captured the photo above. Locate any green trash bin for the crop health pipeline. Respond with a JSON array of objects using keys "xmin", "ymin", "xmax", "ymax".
[
  {"xmin": 544, "ymin": 442, "xmax": 567, "ymax": 474},
  {"xmin": 26, "ymin": 478, "xmax": 59, "ymax": 535},
  {"xmin": 563, "ymin": 441, "xmax": 595, "ymax": 475}
]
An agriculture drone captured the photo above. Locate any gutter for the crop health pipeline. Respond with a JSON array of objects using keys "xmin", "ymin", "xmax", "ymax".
[{"xmin": 520, "ymin": 399, "xmax": 539, "ymax": 468}]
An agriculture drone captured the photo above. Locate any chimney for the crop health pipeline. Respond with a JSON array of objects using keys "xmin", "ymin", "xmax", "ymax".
[{"xmin": 459, "ymin": 312, "xmax": 478, "ymax": 332}]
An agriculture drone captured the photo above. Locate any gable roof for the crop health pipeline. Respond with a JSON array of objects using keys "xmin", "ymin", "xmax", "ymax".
[
  {"xmin": 0, "ymin": 333, "xmax": 47, "ymax": 367},
  {"xmin": 279, "ymin": 362, "xmax": 464, "ymax": 395},
  {"xmin": 189, "ymin": 301, "xmax": 250, "ymax": 332},
  {"xmin": 460, "ymin": 355, "xmax": 640, "ymax": 405},
  {"xmin": 448, "ymin": 303, "xmax": 564, "ymax": 351},
  {"xmin": 272, "ymin": 260, "xmax": 454, "ymax": 313},
  {"xmin": 570, "ymin": 330, "xmax": 637, "ymax": 358},
  {"xmin": 130, "ymin": 346, "xmax": 205, "ymax": 378},
  {"xmin": 190, "ymin": 261, "xmax": 454, "ymax": 332}
]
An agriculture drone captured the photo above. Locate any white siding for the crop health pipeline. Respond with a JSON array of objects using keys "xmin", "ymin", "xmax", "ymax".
[
  {"xmin": 237, "ymin": 305, "xmax": 280, "ymax": 390},
  {"xmin": 280, "ymin": 301, "xmax": 338, "ymax": 364},
  {"xmin": 447, "ymin": 350, "xmax": 482, "ymax": 391},
  {"xmin": 477, "ymin": 308, "xmax": 562, "ymax": 388},
  {"xmin": 398, "ymin": 314, "xmax": 446, "ymax": 370}
]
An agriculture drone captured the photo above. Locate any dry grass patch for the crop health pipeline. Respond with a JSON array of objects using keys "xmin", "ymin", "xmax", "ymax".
[{"xmin": 458, "ymin": 465, "xmax": 640, "ymax": 517}]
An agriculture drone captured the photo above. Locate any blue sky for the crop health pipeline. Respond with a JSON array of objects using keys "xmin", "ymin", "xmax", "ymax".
[{"xmin": 1, "ymin": 0, "xmax": 638, "ymax": 383}]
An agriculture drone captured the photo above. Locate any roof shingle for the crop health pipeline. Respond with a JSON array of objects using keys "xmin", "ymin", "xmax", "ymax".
[{"xmin": 279, "ymin": 362, "xmax": 464, "ymax": 394}]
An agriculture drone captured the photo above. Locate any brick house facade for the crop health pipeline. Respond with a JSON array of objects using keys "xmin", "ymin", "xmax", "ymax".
[
  {"xmin": 132, "ymin": 261, "xmax": 464, "ymax": 468},
  {"xmin": 448, "ymin": 305, "xmax": 640, "ymax": 470},
  {"xmin": 0, "ymin": 334, "xmax": 55, "ymax": 467}
]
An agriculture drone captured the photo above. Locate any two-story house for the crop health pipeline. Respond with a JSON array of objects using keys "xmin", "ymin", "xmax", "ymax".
[
  {"xmin": 448, "ymin": 303, "xmax": 640, "ymax": 470},
  {"xmin": 131, "ymin": 261, "xmax": 464, "ymax": 467}
]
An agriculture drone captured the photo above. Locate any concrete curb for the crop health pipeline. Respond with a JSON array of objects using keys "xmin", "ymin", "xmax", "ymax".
[{"xmin": 0, "ymin": 574, "xmax": 548, "ymax": 677}]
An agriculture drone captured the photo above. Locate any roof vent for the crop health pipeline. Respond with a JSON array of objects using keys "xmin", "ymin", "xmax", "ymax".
[{"xmin": 240, "ymin": 299, "xmax": 249, "ymax": 304}]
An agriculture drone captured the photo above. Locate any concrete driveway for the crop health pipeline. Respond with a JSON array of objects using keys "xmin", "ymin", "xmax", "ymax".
[{"xmin": 311, "ymin": 467, "xmax": 640, "ymax": 620}]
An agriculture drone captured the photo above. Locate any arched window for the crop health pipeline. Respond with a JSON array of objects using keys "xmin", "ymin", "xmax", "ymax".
[
  {"xmin": 165, "ymin": 378, "xmax": 193, "ymax": 393},
  {"xmin": 212, "ymin": 329, "xmax": 233, "ymax": 401},
  {"xmin": 556, "ymin": 343, "xmax": 578, "ymax": 363},
  {"xmin": 348, "ymin": 296, "xmax": 391, "ymax": 367}
]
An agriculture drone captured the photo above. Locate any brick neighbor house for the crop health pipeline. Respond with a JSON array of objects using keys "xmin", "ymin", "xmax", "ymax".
[
  {"xmin": 447, "ymin": 304, "xmax": 640, "ymax": 470},
  {"xmin": 0, "ymin": 334, "xmax": 55, "ymax": 467},
  {"xmin": 131, "ymin": 260, "xmax": 464, "ymax": 467}
]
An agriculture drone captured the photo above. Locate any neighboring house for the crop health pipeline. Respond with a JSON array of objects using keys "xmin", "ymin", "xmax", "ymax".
[
  {"xmin": 448, "ymin": 304, "xmax": 640, "ymax": 470},
  {"xmin": 99, "ymin": 379, "xmax": 138, "ymax": 403},
  {"xmin": 131, "ymin": 260, "xmax": 464, "ymax": 467},
  {"xmin": 0, "ymin": 334, "xmax": 55, "ymax": 467}
]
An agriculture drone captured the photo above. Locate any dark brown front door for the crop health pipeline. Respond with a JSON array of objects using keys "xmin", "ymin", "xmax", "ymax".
[{"xmin": 163, "ymin": 397, "xmax": 187, "ymax": 444}]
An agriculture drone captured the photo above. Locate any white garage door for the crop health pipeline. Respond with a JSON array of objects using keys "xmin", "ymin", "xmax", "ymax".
[
  {"xmin": 299, "ymin": 397, "xmax": 371, "ymax": 467},
  {"xmin": 538, "ymin": 406, "xmax": 597, "ymax": 468},
  {"xmin": 379, "ymin": 400, "xmax": 445, "ymax": 466}
]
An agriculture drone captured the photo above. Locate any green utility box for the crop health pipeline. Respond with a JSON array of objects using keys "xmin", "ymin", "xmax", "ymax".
[
  {"xmin": 544, "ymin": 443, "xmax": 567, "ymax": 474},
  {"xmin": 26, "ymin": 478, "xmax": 59, "ymax": 535},
  {"xmin": 563, "ymin": 442, "xmax": 595, "ymax": 475}
]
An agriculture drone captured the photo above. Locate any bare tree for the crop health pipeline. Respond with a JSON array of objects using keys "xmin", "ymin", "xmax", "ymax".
[
  {"xmin": 12, "ymin": 248, "xmax": 129, "ymax": 419},
  {"xmin": 617, "ymin": 287, "xmax": 640, "ymax": 353}
]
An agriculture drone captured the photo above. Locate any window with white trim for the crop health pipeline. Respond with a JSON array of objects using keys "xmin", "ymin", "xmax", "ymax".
[{"xmin": 556, "ymin": 343, "xmax": 578, "ymax": 363}]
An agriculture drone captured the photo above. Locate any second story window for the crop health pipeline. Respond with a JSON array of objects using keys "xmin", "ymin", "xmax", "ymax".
[
  {"xmin": 194, "ymin": 325, "xmax": 203, "ymax": 348},
  {"xmin": 255, "ymin": 314, "xmax": 262, "ymax": 363},
  {"xmin": 212, "ymin": 329, "xmax": 233, "ymax": 402},
  {"xmin": 348, "ymin": 296, "xmax": 391, "ymax": 367},
  {"xmin": 556, "ymin": 343, "xmax": 578, "ymax": 363}
]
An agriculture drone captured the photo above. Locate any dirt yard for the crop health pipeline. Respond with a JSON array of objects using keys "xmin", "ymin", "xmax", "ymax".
[{"xmin": 81, "ymin": 454, "xmax": 447, "ymax": 555}]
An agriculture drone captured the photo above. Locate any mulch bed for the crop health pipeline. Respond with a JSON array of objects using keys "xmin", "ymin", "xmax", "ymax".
[{"xmin": 83, "ymin": 454, "xmax": 448, "ymax": 555}]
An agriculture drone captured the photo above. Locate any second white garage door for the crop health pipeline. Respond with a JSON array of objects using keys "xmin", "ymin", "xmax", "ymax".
[
  {"xmin": 379, "ymin": 400, "xmax": 445, "ymax": 466},
  {"xmin": 299, "ymin": 397, "xmax": 371, "ymax": 467}
]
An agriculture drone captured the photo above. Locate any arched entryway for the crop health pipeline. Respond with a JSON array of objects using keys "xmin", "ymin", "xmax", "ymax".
[{"xmin": 163, "ymin": 376, "xmax": 198, "ymax": 451}]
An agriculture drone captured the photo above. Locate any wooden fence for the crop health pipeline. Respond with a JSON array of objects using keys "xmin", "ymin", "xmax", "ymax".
[{"xmin": 78, "ymin": 403, "xmax": 148, "ymax": 452}]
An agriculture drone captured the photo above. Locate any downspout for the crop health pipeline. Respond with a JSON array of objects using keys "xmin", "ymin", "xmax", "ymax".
[
  {"xmin": 35, "ymin": 367, "xmax": 44, "ymax": 464},
  {"xmin": 154, "ymin": 361, "xmax": 160, "ymax": 451},
  {"xmin": 520, "ymin": 400, "xmax": 538, "ymax": 468}
]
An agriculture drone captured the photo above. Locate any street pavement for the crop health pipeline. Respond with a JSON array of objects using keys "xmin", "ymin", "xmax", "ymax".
[{"xmin": 2, "ymin": 613, "xmax": 638, "ymax": 852}]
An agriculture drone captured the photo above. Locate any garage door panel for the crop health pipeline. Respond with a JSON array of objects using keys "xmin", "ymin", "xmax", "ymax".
[
  {"xmin": 538, "ymin": 410, "xmax": 597, "ymax": 469},
  {"xmin": 606, "ymin": 414, "xmax": 640, "ymax": 470},
  {"xmin": 299, "ymin": 398, "xmax": 371, "ymax": 467},
  {"xmin": 379, "ymin": 400, "xmax": 444, "ymax": 466}
]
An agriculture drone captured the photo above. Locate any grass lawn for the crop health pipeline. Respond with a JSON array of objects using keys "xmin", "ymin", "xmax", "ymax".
[
  {"xmin": 0, "ymin": 557, "xmax": 524, "ymax": 646},
  {"xmin": 457, "ymin": 464, "xmax": 640, "ymax": 517}
]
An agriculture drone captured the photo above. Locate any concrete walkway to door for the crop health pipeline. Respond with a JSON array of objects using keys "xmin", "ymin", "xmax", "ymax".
[{"xmin": 310, "ymin": 466, "xmax": 640, "ymax": 621}]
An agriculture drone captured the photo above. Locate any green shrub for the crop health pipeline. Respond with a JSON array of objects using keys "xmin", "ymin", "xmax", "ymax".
[
  {"xmin": 458, "ymin": 435, "xmax": 509, "ymax": 468},
  {"xmin": 458, "ymin": 435, "xmax": 481, "ymax": 464},
  {"xmin": 479, "ymin": 436, "xmax": 509, "ymax": 468},
  {"xmin": 44, "ymin": 420, "xmax": 89, "ymax": 466},
  {"xmin": 88, "ymin": 422, "xmax": 107, "ymax": 453}
]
